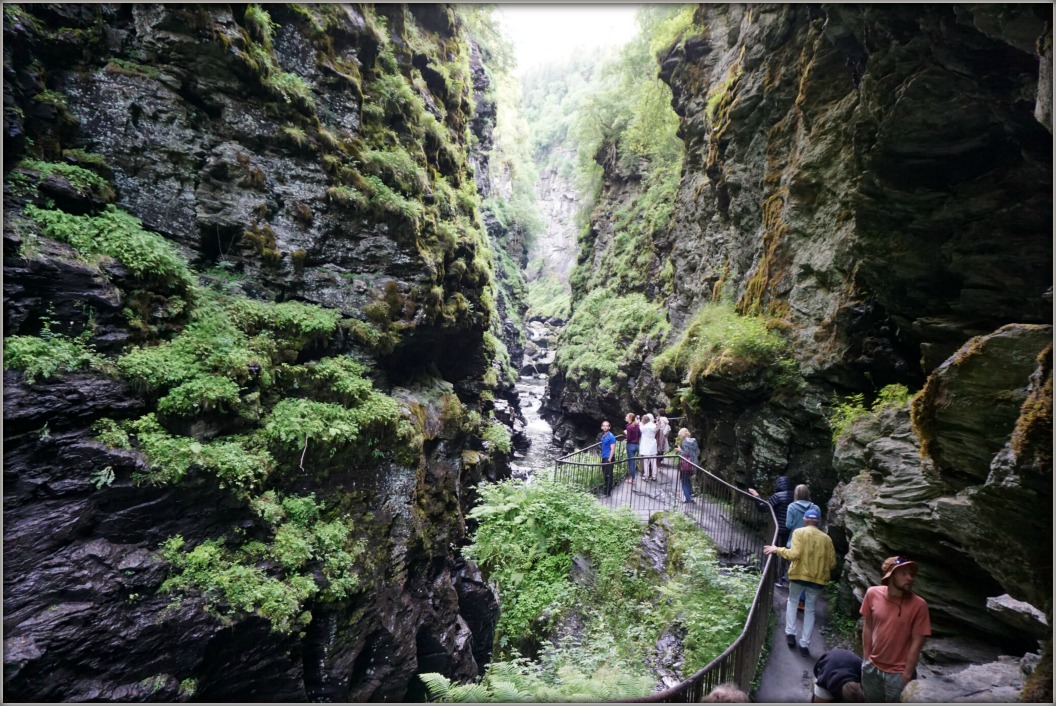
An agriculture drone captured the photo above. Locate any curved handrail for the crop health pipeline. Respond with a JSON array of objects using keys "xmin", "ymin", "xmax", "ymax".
[{"xmin": 551, "ymin": 448, "xmax": 778, "ymax": 699}]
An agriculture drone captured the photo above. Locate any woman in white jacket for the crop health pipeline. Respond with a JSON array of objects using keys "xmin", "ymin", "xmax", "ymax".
[{"xmin": 639, "ymin": 414, "xmax": 658, "ymax": 481}]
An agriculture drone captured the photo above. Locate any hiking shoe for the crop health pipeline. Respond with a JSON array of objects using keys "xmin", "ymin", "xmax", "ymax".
[
  {"xmin": 786, "ymin": 634, "xmax": 796, "ymax": 648},
  {"xmin": 799, "ymin": 645, "xmax": 811, "ymax": 658}
]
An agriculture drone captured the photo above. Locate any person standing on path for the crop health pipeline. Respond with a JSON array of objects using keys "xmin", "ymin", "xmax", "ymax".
[
  {"xmin": 749, "ymin": 476, "xmax": 794, "ymax": 585},
  {"xmin": 675, "ymin": 427, "xmax": 699, "ymax": 503},
  {"xmin": 786, "ymin": 484, "xmax": 822, "ymax": 598},
  {"xmin": 763, "ymin": 508, "xmax": 836, "ymax": 658},
  {"xmin": 811, "ymin": 648, "xmax": 865, "ymax": 702},
  {"xmin": 860, "ymin": 556, "xmax": 931, "ymax": 702},
  {"xmin": 599, "ymin": 420, "xmax": 616, "ymax": 496},
  {"xmin": 655, "ymin": 410, "xmax": 671, "ymax": 457},
  {"xmin": 624, "ymin": 413, "xmax": 640, "ymax": 484},
  {"xmin": 639, "ymin": 414, "xmax": 659, "ymax": 481}
]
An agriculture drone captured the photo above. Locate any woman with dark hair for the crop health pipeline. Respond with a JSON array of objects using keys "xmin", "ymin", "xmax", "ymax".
[{"xmin": 624, "ymin": 412, "xmax": 640, "ymax": 484}]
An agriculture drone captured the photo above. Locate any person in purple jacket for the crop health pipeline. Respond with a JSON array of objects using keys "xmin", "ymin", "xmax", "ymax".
[{"xmin": 624, "ymin": 412, "xmax": 640, "ymax": 484}]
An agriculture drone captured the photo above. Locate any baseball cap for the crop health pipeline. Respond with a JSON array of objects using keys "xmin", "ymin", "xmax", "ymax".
[{"xmin": 804, "ymin": 508, "xmax": 821, "ymax": 521}]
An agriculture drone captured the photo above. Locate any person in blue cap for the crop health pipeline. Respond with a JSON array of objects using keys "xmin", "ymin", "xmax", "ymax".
[{"xmin": 763, "ymin": 507, "xmax": 836, "ymax": 658}]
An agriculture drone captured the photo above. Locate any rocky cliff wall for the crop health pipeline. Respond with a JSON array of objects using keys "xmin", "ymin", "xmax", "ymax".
[
  {"xmin": 551, "ymin": 2, "xmax": 1052, "ymax": 694},
  {"xmin": 3, "ymin": 4, "xmax": 517, "ymax": 701},
  {"xmin": 527, "ymin": 150, "xmax": 579, "ymax": 285}
]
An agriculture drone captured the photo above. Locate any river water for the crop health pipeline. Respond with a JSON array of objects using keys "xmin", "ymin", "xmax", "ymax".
[{"xmin": 509, "ymin": 372, "xmax": 562, "ymax": 479}]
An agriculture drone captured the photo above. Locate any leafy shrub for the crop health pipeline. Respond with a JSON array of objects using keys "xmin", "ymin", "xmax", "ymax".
[
  {"xmin": 325, "ymin": 185, "xmax": 368, "ymax": 209},
  {"xmin": 264, "ymin": 71, "xmax": 314, "ymax": 109},
  {"xmin": 300, "ymin": 355, "xmax": 374, "ymax": 403},
  {"xmin": 421, "ymin": 660, "xmax": 653, "ymax": 702},
  {"xmin": 3, "ymin": 327, "xmax": 108, "ymax": 383},
  {"xmin": 226, "ymin": 296, "xmax": 340, "ymax": 346},
  {"xmin": 463, "ymin": 480, "xmax": 757, "ymax": 691},
  {"xmin": 108, "ymin": 413, "xmax": 272, "ymax": 493},
  {"xmin": 280, "ymin": 125, "xmax": 309, "ymax": 148},
  {"xmin": 261, "ymin": 393, "xmax": 401, "ymax": 459},
  {"xmin": 24, "ymin": 205, "xmax": 194, "ymax": 291},
  {"xmin": 156, "ymin": 375, "xmax": 242, "ymax": 417},
  {"xmin": 160, "ymin": 535, "xmax": 316, "ymax": 634},
  {"xmin": 525, "ymin": 276, "xmax": 571, "ymax": 321},
  {"xmin": 117, "ymin": 297, "xmax": 268, "ymax": 391},
  {"xmin": 160, "ymin": 490, "xmax": 363, "ymax": 632},
  {"xmin": 13, "ymin": 158, "xmax": 115, "ymax": 201},
  {"xmin": 481, "ymin": 419, "xmax": 512, "ymax": 454},
  {"xmin": 359, "ymin": 147, "xmax": 428, "ymax": 196},
  {"xmin": 554, "ymin": 289, "xmax": 668, "ymax": 389},
  {"xmin": 652, "ymin": 302, "xmax": 791, "ymax": 384},
  {"xmin": 362, "ymin": 175, "xmax": 425, "ymax": 229},
  {"xmin": 827, "ymin": 383, "xmax": 913, "ymax": 443}
]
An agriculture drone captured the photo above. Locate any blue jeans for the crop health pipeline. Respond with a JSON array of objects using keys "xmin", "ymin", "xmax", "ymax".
[
  {"xmin": 626, "ymin": 443, "xmax": 639, "ymax": 478},
  {"xmin": 785, "ymin": 580, "xmax": 823, "ymax": 648},
  {"xmin": 680, "ymin": 472, "xmax": 693, "ymax": 501}
]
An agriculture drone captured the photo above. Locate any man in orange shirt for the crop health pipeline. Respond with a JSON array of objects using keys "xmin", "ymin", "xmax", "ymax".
[{"xmin": 859, "ymin": 556, "xmax": 931, "ymax": 702}]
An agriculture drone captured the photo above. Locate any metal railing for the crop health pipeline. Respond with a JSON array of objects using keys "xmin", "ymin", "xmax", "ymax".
[{"xmin": 551, "ymin": 440, "xmax": 778, "ymax": 700}]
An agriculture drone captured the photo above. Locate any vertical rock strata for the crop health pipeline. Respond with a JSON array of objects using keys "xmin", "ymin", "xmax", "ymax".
[{"xmin": 3, "ymin": 4, "xmax": 513, "ymax": 701}]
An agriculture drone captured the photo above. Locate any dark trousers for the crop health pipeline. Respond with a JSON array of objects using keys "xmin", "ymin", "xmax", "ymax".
[
  {"xmin": 776, "ymin": 529, "xmax": 789, "ymax": 581},
  {"xmin": 602, "ymin": 459, "xmax": 614, "ymax": 495}
]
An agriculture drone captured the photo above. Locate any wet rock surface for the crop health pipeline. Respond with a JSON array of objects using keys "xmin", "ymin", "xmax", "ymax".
[
  {"xmin": 829, "ymin": 324, "xmax": 1052, "ymax": 678},
  {"xmin": 3, "ymin": 4, "xmax": 510, "ymax": 701}
]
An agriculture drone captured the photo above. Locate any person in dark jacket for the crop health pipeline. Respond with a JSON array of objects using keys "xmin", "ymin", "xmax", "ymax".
[
  {"xmin": 812, "ymin": 648, "xmax": 865, "ymax": 702},
  {"xmin": 749, "ymin": 475, "xmax": 794, "ymax": 586}
]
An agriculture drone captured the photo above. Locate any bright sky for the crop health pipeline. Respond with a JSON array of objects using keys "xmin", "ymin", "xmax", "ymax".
[{"xmin": 494, "ymin": 4, "xmax": 642, "ymax": 74}]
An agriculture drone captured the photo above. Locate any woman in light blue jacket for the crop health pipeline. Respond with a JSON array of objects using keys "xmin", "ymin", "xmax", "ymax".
[{"xmin": 785, "ymin": 484, "xmax": 821, "ymax": 546}]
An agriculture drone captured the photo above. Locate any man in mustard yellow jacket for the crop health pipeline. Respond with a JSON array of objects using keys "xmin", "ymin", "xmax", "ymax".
[{"xmin": 764, "ymin": 508, "xmax": 836, "ymax": 658}]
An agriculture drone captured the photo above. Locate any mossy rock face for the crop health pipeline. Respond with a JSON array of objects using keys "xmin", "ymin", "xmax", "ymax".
[{"xmin": 3, "ymin": 3, "xmax": 513, "ymax": 702}]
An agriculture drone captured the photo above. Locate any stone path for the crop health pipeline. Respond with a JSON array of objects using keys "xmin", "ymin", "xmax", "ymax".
[{"xmin": 753, "ymin": 583, "xmax": 832, "ymax": 703}]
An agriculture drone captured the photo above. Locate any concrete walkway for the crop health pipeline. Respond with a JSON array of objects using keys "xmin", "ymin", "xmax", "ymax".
[{"xmin": 753, "ymin": 583, "xmax": 831, "ymax": 702}]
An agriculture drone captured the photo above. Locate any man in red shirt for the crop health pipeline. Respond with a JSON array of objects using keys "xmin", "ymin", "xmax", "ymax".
[{"xmin": 859, "ymin": 556, "xmax": 931, "ymax": 702}]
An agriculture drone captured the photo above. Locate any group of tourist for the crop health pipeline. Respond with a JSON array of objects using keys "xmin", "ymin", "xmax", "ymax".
[
  {"xmin": 757, "ymin": 476, "xmax": 931, "ymax": 703},
  {"xmin": 597, "ymin": 412, "xmax": 699, "ymax": 503},
  {"xmin": 596, "ymin": 416, "xmax": 930, "ymax": 703}
]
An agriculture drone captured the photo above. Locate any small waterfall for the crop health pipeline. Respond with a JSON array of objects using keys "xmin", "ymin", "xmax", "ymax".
[{"xmin": 510, "ymin": 317, "xmax": 563, "ymax": 478}]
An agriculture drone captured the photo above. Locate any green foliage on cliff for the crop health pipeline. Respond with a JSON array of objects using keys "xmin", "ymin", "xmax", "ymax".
[
  {"xmin": 518, "ymin": 6, "xmax": 691, "ymax": 394},
  {"xmin": 525, "ymin": 276, "xmax": 571, "ymax": 321},
  {"xmin": 481, "ymin": 418, "xmax": 513, "ymax": 454},
  {"xmin": 3, "ymin": 311, "xmax": 110, "ymax": 383},
  {"xmin": 236, "ymin": 5, "xmax": 315, "ymax": 111},
  {"xmin": 652, "ymin": 302, "xmax": 793, "ymax": 384},
  {"xmin": 827, "ymin": 383, "xmax": 912, "ymax": 443},
  {"xmin": 160, "ymin": 491, "xmax": 364, "ymax": 633},
  {"xmin": 553, "ymin": 289, "xmax": 668, "ymax": 390},
  {"xmin": 461, "ymin": 480, "xmax": 756, "ymax": 697},
  {"xmin": 113, "ymin": 414, "xmax": 273, "ymax": 492},
  {"xmin": 11, "ymin": 158, "xmax": 115, "ymax": 201},
  {"xmin": 24, "ymin": 205, "xmax": 195, "ymax": 292}
]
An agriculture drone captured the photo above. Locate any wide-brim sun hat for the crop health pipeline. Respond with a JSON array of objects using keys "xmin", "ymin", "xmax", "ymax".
[{"xmin": 881, "ymin": 555, "xmax": 918, "ymax": 584}]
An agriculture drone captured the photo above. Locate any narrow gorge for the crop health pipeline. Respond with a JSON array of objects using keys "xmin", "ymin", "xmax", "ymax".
[{"xmin": 3, "ymin": 3, "xmax": 1052, "ymax": 703}]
